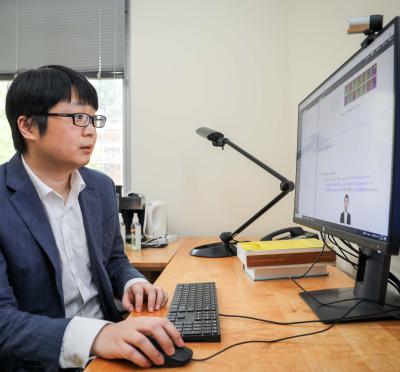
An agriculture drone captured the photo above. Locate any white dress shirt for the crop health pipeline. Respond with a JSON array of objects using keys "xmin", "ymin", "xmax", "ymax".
[{"xmin": 21, "ymin": 156, "xmax": 147, "ymax": 368}]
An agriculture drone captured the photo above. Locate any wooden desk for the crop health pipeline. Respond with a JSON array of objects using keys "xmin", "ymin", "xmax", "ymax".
[
  {"xmin": 124, "ymin": 239, "xmax": 182, "ymax": 272},
  {"xmin": 87, "ymin": 237, "xmax": 400, "ymax": 372}
]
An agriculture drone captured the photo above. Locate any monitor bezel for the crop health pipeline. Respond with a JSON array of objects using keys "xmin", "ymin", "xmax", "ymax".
[{"xmin": 293, "ymin": 17, "xmax": 400, "ymax": 255}]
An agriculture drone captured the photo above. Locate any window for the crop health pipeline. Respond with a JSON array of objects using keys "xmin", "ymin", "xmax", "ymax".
[
  {"xmin": 0, "ymin": 81, "xmax": 14, "ymax": 164},
  {"xmin": 0, "ymin": 0, "xmax": 127, "ymax": 185},
  {"xmin": 0, "ymin": 79, "xmax": 124, "ymax": 184},
  {"xmin": 89, "ymin": 78, "xmax": 124, "ymax": 185}
]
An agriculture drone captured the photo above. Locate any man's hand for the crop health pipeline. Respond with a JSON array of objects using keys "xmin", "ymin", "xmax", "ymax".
[
  {"xmin": 91, "ymin": 317, "xmax": 184, "ymax": 368},
  {"xmin": 122, "ymin": 282, "xmax": 168, "ymax": 313}
]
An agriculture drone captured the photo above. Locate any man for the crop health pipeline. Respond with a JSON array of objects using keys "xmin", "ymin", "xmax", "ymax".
[
  {"xmin": 340, "ymin": 194, "xmax": 351, "ymax": 225},
  {"xmin": 0, "ymin": 65, "xmax": 183, "ymax": 371}
]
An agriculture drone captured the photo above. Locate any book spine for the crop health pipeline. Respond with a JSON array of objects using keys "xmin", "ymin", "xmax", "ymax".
[
  {"xmin": 245, "ymin": 264, "xmax": 328, "ymax": 281},
  {"xmin": 236, "ymin": 246, "xmax": 247, "ymax": 266},
  {"xmin": 246, "ymin": 251, "xmax": 336, "ymax": 268}
]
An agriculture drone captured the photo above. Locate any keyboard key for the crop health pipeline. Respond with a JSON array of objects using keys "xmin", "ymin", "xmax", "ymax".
[{"xmin": 167, "ymin": 282, "xmax": 221, "ymax": 342}]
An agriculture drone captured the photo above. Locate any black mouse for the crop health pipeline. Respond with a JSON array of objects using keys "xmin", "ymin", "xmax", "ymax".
[{"xmin": 147, "ymin": 337, "xmax": 193, "ymax": 367}]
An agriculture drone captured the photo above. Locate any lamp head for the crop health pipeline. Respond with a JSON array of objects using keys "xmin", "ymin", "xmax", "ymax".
[{"xmin": 196, "ymin": 127, "xmax": 225, "ymax": 147}]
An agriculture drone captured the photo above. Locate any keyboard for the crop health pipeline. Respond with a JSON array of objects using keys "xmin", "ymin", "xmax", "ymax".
[{"xmin": 167, "ymin": 282, "xmax": 221, "ymax": 342}]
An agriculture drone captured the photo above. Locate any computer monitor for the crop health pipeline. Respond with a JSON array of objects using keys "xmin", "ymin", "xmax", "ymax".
[{"xmin": 294, "ymin": 17, "xmax": 400, "ymax": 322}]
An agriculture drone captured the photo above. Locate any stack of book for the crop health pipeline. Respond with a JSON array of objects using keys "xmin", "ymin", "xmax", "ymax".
[{"xmin": 236, "ymin": 238, "xmax": 336, "ymax": 281}]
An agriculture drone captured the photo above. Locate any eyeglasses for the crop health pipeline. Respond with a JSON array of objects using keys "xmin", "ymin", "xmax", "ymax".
[{"xmin": 41, "ymin": 113, "xmax": 106, "ymax": 128}]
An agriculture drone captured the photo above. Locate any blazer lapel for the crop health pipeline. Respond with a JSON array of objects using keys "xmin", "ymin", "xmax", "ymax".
[
  {"xmin": 6, "ymin": 154, "xmax": 63, "ymax": 299},
  {"xmin": 79, "ymin": 176, "xmax": 122, "ymax": 321},
  {"xmin": 78, "ymin": 186, "xmax": 102, "ymax": 262}
]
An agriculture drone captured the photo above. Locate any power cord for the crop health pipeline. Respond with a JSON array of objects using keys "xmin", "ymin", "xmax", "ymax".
[
  {"xmin": 291, "ymin": 275, "xmax": 400, "ymax": 311},
  {"xmin": 142, "ymin": 234, "xmax": 178, "ymax": 248},
  {"xmin": 321, "ymin": 232, "xmax": 400, "ymax": 295},
  {"xmin": 320, "ymin": 233, "xmax": 357, "ymax": 267},
  {"xmin": 192, "ymin": 300, "xmax": 365, "ymax": 362},
  {"xmin": 190, "ymin": 233, "xmax": 400, "ymax": 362},
  {"xmin": 191, "ymin": 290, "xmax": 399, "ymax": 362}
]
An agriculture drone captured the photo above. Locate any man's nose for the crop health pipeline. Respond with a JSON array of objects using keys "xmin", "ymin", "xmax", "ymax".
[{"xmin": 82, "ymin": 123, "xmax": 97, "ymax": 135}]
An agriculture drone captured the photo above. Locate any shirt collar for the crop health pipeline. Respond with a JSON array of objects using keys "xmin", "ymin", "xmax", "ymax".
[{"xmin": 21, "ymin": 155, "xmax": 86, "ymax": 202}]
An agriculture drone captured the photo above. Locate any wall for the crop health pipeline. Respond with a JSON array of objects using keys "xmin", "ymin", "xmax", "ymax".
[
  {"xmin": 131, "ymin": 0, "xmax": 291, "ymax": 238},
  {"xmin": 130, "ymin": 0, "xmax": 400, "ymax": 274}
]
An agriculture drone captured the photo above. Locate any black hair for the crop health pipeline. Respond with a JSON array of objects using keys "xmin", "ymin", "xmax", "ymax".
[
  {"xmin": 344, "ymin": 194, "xmax": 349, "ymax": 200},
  {"xmin": 5, "ymin": 65, "xmax": 98, "ymax": 153}
]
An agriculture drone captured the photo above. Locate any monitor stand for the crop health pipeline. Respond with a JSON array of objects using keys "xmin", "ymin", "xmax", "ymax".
[
  {"xmin": 300, "ymin": 287, "xmax": 400, "ymax": 323},
  {"xmin": 299, "ymin": 248, "xmax": 400, "ymax": 323}
]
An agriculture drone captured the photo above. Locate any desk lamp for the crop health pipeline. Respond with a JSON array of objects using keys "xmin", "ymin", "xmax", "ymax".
[{"xmin": 191, "ymin": 127, "xmax": 294, "ymax": 258}]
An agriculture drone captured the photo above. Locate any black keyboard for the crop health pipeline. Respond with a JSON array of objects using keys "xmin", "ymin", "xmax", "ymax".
[{"xmin": 167, "ymin": 282, "xmax": 221, "ymax": 342}]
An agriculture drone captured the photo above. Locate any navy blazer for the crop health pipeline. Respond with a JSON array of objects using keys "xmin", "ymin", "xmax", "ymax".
[
  {"xmin": 0, "ymin": 154, "xmax": 145, "ymax": 371},
  {"xmin": 340, "ymin": 211, "xmax": 351, "ymax": 225}
]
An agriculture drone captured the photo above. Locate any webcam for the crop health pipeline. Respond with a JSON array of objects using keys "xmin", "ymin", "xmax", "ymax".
[{"xmin": 347, "ymin": 15, "xmax": 383, "ymax": 48}]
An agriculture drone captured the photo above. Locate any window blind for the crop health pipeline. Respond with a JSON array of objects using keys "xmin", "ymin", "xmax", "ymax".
[{"xmin": 0, "ymin": 0, "xmax": 126, "ymax": 78}]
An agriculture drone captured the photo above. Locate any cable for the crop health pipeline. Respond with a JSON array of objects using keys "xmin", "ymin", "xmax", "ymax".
[
  {"xmin": 292, "ymin": 263, "xmax": 400, "ymax": 308},
  {"xmin": 328, "ymin": 235, "xmax": 400, "ymax": 295},
  {"xmin": 388, "ymin": 279, "xmax": 400, "ymax": 294},
  {"xmin": 246, "ymin": 231, "xmax": 400, "ymax": 297},
  {"xmin": 339, "ymin": 238, "xmax": 359, "ymax": 255},
  {"xmin": 220, "ymin": 304, "xmax": 400, "ymax": 323},
  {"xmin": 293, "ymin": 232, "xmax": 400, "ymax": 306},
  {"xmin": 291, "ymin": 276, "xmax": 363, "ymax": 306},
  {"xmin": 388, "ymin": 280, "xmax": 400, "ymax": 294},
  {"xmin": 296, "ymin": 239, "xmax": 327, "ymax": 278},
  {"xmin": 220, "ymin": 313, "xmax": 320, "ymax": 325},
  {"xmin": 295, "ymin": 231, "xmax": 336, "ymax": 279},
  {"xmin": 390, "ymin": 274, "xmax": 400, "ymax": 287},
  {"xmin": 335, "ymin": 245, "xmax": 357, "ymax": 269},
  {"xmin": 328, "ymin": 235, "xmax": 358, "ymax": 268},
  {"xmin": 389, "ymin": 272, "xmax": 400, "ymax": 290},
  {"xmin": 320, "ymin": 233, "xmax": 351, "ymax": 263},
  {"xmin": 292, "ymin": 271, "xmax": 400, "ymax": 313},
  {"xmin": 190, "ymin": 234, "xmax": 400, "ymax": 363},
  {"xmin": 192, "ymin": 300, "xmax": 365, "ymax": 362},
  {"xmin": 321, "ymin": 233, "xmax": 360, "ymax": 268},
  {"xmin": 329, "ymin": 234, "xmax": 358, "ymax": 262},
  {"xmin": 330, "ymin": 235, "xmax": 359, "ymax": 260},
  {"xmin": 332, "ymin": 237, "xmax": 400, "ymax": 294}
]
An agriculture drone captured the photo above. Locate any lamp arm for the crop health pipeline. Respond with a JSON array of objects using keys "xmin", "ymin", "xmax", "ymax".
[
  {"xmin": 219, "ymin": 188, "xmax": 291, "ymax": 245},
  {"xmin": 191, "ymin": 128, "xmax": 295, "ymax": 258},
  {"xmin": 216, "ymin": 137, "xmax": 295, "ymax": 245},
  {"xmin": 223, "ymin": 138, "xmax": 290, "ymax": 184}
]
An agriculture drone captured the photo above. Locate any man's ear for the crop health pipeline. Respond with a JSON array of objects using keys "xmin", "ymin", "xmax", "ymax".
[{"xmin": 17, "ymin": 116, "xmax": 37, "ymax": 141}]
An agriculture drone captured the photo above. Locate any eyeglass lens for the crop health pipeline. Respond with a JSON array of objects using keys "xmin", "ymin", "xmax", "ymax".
[{"xmin": 73, "ymin": 113, "xmax": 105, "ymax": 128}]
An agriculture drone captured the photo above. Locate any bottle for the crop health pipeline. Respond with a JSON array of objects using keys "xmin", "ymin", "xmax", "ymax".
[
  {"xmin": 121, "ymin": 213, "xmax": 134, "ymax": 251},
  {"xmin": 130, "ymin": 214, "xmax": 142, "ymax": 251}
]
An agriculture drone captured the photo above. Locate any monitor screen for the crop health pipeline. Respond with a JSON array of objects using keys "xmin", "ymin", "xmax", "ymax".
[{"xmin": 294, "ymin": 21, "xmax": 399, "ymax": 253}]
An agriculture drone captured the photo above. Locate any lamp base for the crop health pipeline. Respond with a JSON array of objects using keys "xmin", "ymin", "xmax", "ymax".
[{"xmin": 190, "ymin": 242, "xmax": 237, "ymax": 257}]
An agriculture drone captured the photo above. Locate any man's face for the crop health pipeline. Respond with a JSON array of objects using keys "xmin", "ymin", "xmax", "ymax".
[
  {"xmin": 31, "ymin": 90, "xmax": 97, "ymax": 171},
  {"xmin": 344, "ymin": 197, "xmax": 349, "ymax": 211}
]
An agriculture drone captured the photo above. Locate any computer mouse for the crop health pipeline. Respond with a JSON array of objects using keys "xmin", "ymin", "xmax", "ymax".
[{"xmin": 147, "ymin": 337, "xmax": 193, "ymax": 367}]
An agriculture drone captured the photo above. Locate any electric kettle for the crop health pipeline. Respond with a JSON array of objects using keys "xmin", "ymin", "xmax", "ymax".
[{"xmin": 145, "ymin": 201, "xmax": 167, "ymax": 239}]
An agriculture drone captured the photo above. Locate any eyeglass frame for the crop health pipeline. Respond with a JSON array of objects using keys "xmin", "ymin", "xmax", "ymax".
[{"xmin": 35, "ymin": 113, "xmax": 107, "ymax": 128}]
